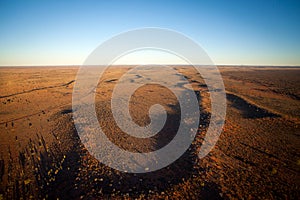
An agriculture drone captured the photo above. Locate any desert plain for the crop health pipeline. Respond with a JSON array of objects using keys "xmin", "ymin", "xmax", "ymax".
[{"xmin": 0, "ymin": 66, "xmax": 299, "ymax": 199}]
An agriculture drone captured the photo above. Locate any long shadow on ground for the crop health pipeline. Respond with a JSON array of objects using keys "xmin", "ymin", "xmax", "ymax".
[{"xmin": 226, "ymin": 93, "xmax": 280, "ymax": 119}]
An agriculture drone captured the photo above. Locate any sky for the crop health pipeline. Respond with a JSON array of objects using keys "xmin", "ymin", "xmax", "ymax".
[{"xmin": 0, "ymin": 0, "xmax": 299, "ymax": 66}]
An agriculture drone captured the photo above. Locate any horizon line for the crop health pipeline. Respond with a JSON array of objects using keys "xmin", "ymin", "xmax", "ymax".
[{"xmin": 0, "ymin": 64, "xmax": 300, "ymax": 68}]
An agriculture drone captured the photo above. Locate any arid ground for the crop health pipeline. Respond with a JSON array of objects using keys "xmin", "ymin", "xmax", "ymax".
[{"xmin": 0, "ymin": 66, "xmax": 299, "ymax": 199}]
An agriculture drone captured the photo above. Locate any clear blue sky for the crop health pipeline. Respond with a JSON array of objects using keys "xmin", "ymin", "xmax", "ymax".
[{"xmin": 0, "ymin": 0, "xmax": 299, "ymax": 66}]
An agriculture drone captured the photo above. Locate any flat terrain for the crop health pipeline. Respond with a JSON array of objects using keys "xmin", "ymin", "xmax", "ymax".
[{"xmin": 0, "ymin": 66, "xmax": 299, "ymax": 199}]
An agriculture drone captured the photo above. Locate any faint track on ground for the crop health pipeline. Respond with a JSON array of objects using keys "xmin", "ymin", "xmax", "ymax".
[
  {"xmin": 0, "ymin": 80, "xmax": 76, "ymax": 124},
  {"xmin": 0, "ymin": 80, "xmax": 75, "ymax": 99},
  {"xmin": 0, "ymin": 101, "xmax": 72, "ymax": 125}
]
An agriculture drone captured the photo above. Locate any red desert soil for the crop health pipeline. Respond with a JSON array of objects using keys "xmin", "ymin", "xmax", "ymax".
[{"xmin": 0, "ymin": 66, "xmax": 299, "ymax": 199}]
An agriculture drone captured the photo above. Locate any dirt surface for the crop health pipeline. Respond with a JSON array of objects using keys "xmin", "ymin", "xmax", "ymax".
[{"xmin": 0, "ymin": 66, "xmax": 299, "ymax": 199}]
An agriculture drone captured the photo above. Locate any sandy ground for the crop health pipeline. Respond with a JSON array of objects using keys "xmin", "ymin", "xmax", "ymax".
[{"xmin": 0, "ymin": 66, "xmax": 299, "ymax": 199}]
